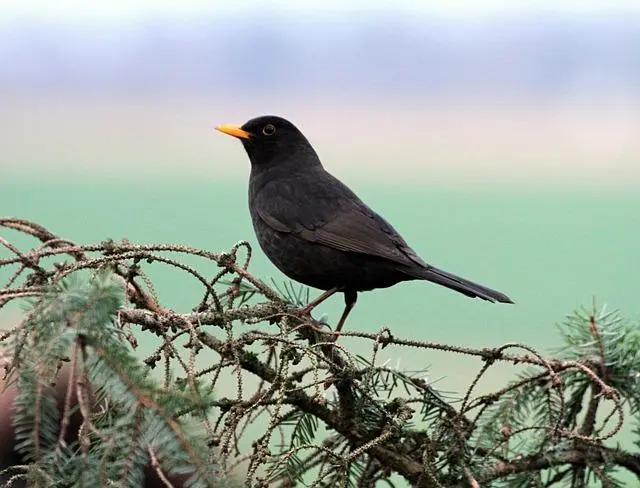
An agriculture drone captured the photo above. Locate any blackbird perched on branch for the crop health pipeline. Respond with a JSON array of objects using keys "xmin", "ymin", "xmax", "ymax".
[{"xmin": 217, "ymin": 115, "xmax": 513, "ymax": 335}]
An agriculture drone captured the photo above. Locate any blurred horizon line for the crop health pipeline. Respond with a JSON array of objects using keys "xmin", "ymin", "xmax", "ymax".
[{"xmin": 2, "ymin": 94, "xmax": 638, "ymax": 188}]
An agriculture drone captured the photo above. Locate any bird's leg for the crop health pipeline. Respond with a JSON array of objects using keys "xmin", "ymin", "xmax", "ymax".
[
  {"xmin": 298, "ymin": 287, "xmax": 341, "ymax": 315},
  {"xmin": 295, "ymin": 287, "xmax": 343, "ymax": 335},
  {"xmin": 329, "ymin": 290, "xmax": 357, "ymax": 341}
]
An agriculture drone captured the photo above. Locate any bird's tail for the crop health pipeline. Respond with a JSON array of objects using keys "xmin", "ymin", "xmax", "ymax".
[{"xmin": 405, "ymin": 265, "xmax": 513, "ymax": 303}]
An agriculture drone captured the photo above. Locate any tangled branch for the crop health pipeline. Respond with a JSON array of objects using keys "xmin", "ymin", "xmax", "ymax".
[{"xmin": 0, "ymin": 217, "xmax": 638, "ymax": 487}]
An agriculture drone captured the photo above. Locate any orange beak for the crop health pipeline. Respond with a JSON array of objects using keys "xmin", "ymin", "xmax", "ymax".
[{"xmin": 215, "ymin": 124, "xmax": 251, "ymax": 140}]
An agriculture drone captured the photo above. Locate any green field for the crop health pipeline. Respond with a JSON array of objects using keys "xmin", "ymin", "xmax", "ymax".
[{"xmin": 2, "ymin": 176, "xmax": 638, "ymax": 391}]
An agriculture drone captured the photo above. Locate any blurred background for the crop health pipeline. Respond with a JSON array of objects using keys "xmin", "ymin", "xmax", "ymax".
[{"xmin": 1, "ymin": 0, "xmax": 639, "ymax": 435}]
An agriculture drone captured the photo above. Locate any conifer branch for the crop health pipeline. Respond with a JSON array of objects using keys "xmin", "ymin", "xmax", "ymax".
[{"xmin": 0, "ymin": 218, "xmax": 638, "ymax": 487}]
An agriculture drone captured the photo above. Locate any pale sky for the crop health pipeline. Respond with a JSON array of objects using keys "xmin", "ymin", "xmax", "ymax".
[{"xmin": 1, "ymin": 0, "xmax": 639, "ymax": 21}]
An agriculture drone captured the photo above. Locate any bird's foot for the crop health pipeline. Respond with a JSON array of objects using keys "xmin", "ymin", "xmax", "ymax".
[
  {"xmin": 289, "ymin": 306, "xmax": 346, "ymax": 343},
  {"xmin": 289, "ymin": 320, "xmax": 326, "ymax": 335},
  {"xmin": 326, "ymin": 330, "xmax": 342, "ymax": 343},
  {"xmin": 288, "ymin": 307, "xmax": 337, "ymax": 338},
  {"xmin": 296, "ymin": 302, "xmax": 314, "ymax": 316}
]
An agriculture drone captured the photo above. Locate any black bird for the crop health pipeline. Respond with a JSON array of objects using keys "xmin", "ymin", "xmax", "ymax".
[{"xmin": 216, "ymin": 115, "xmax": 513, "ymax": 334}]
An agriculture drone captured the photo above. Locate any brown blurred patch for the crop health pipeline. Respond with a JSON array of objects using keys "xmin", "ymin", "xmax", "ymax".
[{"xmin": 0, "ymin": 347, "xmax": 195, "ymax": 487}]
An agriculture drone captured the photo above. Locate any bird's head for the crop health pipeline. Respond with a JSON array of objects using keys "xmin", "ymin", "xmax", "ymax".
[{"xmin": 216, "ymin": 115, "xmax": 320, "ymax": 169}]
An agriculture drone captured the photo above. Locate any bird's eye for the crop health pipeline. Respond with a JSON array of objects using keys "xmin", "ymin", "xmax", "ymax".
[{"xmin": 262, "ymin": 124, "xmax": 276, "ymax": 136}]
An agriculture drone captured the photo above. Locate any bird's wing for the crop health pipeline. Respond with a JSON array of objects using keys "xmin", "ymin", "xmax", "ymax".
[
  {"xmin": 254, "ymin": 175, "xmax": 426, "ymax": 268},
  {"xmin": 300, "ymin": 210, "xmax": 423, "ymax": 266},
  {"xmin": 253, "ymin": 172, "xmax": 513, "ymax": 304}
]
